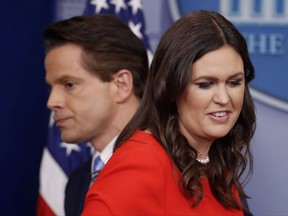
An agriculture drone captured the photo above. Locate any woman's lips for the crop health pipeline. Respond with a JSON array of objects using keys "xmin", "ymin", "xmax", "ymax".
[{"xmin": 208, "ymin": 111, "xmax": 231, "ymax": 123}]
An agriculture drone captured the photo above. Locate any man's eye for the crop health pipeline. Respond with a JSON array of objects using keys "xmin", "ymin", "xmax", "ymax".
[
  {"xmin": 64, "ymin": 81, "xmax": 75, "ymax": 89},
  {"xmin": 196, "ymin": 82, "xmax": 213, "ymax": 89}
]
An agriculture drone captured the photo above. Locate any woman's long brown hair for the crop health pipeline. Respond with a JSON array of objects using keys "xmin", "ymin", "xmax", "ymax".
[{"xmin": 115, "ymin": 10, "xmax": 256, "ymax": 210}]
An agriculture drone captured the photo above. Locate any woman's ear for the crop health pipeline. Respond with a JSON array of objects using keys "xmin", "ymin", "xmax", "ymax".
[{"xmin": 112, "ymin": 69, "xmax": 134, "ymax": 103}]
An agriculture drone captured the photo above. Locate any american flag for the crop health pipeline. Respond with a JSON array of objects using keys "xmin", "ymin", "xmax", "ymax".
[{"xmin": 37, "ymin": 0, "xmax": 151, "ymax": 215}]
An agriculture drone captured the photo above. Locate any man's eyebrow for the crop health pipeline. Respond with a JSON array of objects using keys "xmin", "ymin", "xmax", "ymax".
[{"xmin": 46, "ymin": 75, "xmax": 82, "ymax": 84}]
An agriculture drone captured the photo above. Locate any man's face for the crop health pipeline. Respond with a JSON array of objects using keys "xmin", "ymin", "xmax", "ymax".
[{"xmin": 45, "ymin": 44, "xmax": 118, "ymax": 145}]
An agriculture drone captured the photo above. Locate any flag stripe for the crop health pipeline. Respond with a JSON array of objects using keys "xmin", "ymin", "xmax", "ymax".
[
  {"xmin": 39, "ymin": 148, "xmax": 67, "ymax": 216},
  {"xmin": 37, "ymin": 195, "xmax": 56, "ymax": 216}
]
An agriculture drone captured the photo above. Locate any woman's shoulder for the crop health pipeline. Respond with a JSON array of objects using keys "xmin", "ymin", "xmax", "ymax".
[
  {"xmin": 111, "ymin": 130, "xmax": 173, "ymax": 169},
  {"xmin": 119, "ymin": 130, "xmax": 166, "ymax": 153},
  {"xmin": 125, "ymin": 130, "xmax": 159, "ymax": 145}
]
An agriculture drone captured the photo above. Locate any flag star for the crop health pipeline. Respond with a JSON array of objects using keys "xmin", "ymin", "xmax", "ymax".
[
  {"xmin": 60, "ymin": 142, "xmax": 81, "ymax": 156},
  {"xmin": 90, "ymin": 0, "xmax": 109, "ymax": 14},
  {"xmin": 127, "ymin": 0, "xmax": 143, "ymax": 15},
  {"xmin": 85, "ymin": 142, "xmax": 95, "ymax": 155},
  {"xmin": 110, "ymin": 0, "xmax": 127, "ymax": 14},
  {"xmin": 128, "ymin": 20, "xmax": 143, "ymax": 39}
]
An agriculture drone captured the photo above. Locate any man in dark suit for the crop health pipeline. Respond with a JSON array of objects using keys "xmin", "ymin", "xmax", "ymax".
[
  {"xmin": 43, "ymin": 15, "xmax": 149, "ymax": 216},
  {"xmin": 65, "ymin": 159, "xmax": 92, "ymax": 216}
]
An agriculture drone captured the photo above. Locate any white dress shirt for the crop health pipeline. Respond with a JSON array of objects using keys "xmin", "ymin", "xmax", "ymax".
[{"xmin": 90, "ymin": 136, "xmax": 118, "ymax": 183}]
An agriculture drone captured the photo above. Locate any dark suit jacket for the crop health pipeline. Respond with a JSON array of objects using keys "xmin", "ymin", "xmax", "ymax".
[{"xmin": 64, "ymin": 159, "xmax": 92, "ymax": 216}]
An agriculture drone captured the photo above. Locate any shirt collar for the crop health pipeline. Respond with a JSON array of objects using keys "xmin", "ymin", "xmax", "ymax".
[{"xmin": 91, "ymin": 135, "xmax": 118, "ymax": 175}]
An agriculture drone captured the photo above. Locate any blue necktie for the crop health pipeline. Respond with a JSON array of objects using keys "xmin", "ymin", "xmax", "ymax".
[{"xmin": 91, "ymin": 156, "xmax": 105, "ymax": 183}]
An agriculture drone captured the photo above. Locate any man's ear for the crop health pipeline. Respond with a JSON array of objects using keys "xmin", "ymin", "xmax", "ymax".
[{"xmin": 112, "ymin": 69, "xmax": 134, "ymax": 103}]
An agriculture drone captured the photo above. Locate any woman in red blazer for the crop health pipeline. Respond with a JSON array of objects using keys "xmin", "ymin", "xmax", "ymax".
[{"xmin": 82, "ymin": 10, "xmax": 255, "ymax": 216}]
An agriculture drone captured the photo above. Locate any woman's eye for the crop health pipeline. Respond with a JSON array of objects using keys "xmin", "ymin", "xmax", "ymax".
[
  {"xmin": 227, "ymin": 79, "xmax": 242, "ymax": 87},
  {"xmin": 196, "ymin": 82, "xmax": 214, "ymax": 89}
]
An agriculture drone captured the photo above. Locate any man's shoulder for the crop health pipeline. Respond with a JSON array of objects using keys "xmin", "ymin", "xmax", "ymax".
[{"xmin": 67, "ymin": 159, "xmax": 92, "ymax": 184}]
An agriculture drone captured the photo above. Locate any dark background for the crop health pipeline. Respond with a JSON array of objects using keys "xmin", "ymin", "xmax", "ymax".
[{"xmin": 0, "ymin": 1, "xmax": 54, "ymax": 215}]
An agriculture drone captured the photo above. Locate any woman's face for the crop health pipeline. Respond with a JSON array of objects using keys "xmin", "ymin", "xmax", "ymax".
[{"xmin": 176, "ymin": 45, "xmax": 245, "ymax": 148}]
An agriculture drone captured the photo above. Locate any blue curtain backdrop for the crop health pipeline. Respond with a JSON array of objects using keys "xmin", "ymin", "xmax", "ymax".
[{"xmin": 0, "ymin": 1, "xmax": 54, "ymax": 215}]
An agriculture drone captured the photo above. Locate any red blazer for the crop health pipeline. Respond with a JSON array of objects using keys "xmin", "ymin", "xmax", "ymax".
[{"xmin": 82, "ymin": 131, "xmax": 243, "ymax": 216}]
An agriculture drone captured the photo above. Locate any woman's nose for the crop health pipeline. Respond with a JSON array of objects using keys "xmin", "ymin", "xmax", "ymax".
[{"xmin": 213, "ymin": 85, "xmax": 230, "ymax": 105}]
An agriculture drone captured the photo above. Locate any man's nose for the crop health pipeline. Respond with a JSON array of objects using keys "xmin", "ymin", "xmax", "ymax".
[{"xmin": 47, "ymin": 88, "xmax": 63, "ymax": 110}]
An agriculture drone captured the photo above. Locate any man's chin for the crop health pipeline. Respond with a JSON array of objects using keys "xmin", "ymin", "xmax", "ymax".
[{"xmin": 61, "ymin": 135, "xmax": 83, "ymax": 144}]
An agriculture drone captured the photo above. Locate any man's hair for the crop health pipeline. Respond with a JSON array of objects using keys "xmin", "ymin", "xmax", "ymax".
[{"xmin": 43, "ymin": 15, "xmax": 148, "ymax": 99}]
